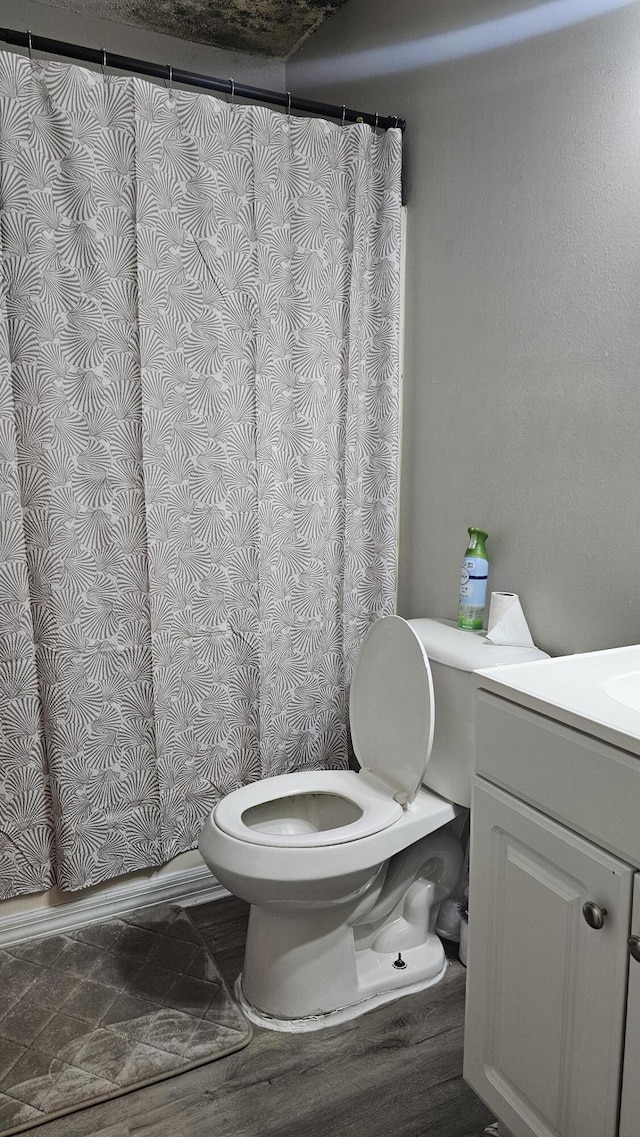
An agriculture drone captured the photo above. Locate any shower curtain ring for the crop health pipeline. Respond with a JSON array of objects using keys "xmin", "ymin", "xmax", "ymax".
[
  {"xmin": 101, "ymin": 48, "xmax": 108, "ymax": 81},
  {"xmin": 27, "ymin": 30, "xmax": 34, "ymax": 64},
  {"xmin": 226, "ymin": 78, "xmax": 235, "ymax": 103},
  {"xmin": 286, "ymin": 91, "xmax": 292, "ymax": 115},
  {"xmin": 341, "ymin": 104, "xmax": 346, "ymax": 127},
  {"xmin": 164, "ymin": 64, "xmax": 173, "ymax": 90},
  {"xmin": 374, "ymin": 113, "xmax": 379, "ymax": 133}
]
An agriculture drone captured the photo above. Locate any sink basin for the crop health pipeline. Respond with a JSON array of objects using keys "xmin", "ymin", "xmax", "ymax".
[{"xmin": 604, "ymin": 671, "xmax": 640, "ymax": 714}]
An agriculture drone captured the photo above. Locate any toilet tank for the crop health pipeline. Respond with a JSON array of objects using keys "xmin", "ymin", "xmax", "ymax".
[{"xmin": 408, "ymin": 619, "xmax": 549, "ymax": 808}]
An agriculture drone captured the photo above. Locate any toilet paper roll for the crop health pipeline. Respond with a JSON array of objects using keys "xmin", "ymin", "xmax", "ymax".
[
  {"xmin": 487, "ymin": 592, "xmax": 517, "ymax": 633},
  {"xmin": 485, "ymin": 592, "xmax": 535, "ymax": 648}
]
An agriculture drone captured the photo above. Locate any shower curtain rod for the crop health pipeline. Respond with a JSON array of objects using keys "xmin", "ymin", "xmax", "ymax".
[{"xmin": 0, "ymin": 27, "xmax": 406, "ymax": 132}]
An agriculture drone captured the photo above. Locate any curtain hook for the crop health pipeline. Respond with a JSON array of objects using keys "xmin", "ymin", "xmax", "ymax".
[
  {"xmin": 394, "ymin": 116, "xmax": 399, "ymax": 129},
  {"xmin": 341, "ymin": 104, "xmax": 346, "ymax": 128},
  {"xmin": 163, "ymin": 63, "xmax": 173, "ymax": 90},
  {"xmin": 226, "ymin": 78, "xmax": 234, "ymax": 104},
  {"xmin": 374, "ymin": 113, "xmax": 379, "ymax": 133},
  {"xmin": 101, "ymin": 48, "xmax": 107, "ymax": 82},
  {"xmin": 286, "ymin": 91, "xmax": 292, "ymax": 116},
  {"xmin": 27, "ymin": 29, "xmax": 34, "ymax": 65}
]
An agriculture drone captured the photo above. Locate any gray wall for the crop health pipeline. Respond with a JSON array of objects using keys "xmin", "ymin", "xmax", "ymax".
[
  {"xmin": 289, "ymin": 0, "xmax": 640, "ymax": 656},
  {"xmin": 3, "ymin": 0, "xmax": 285, "ymax": 88}
]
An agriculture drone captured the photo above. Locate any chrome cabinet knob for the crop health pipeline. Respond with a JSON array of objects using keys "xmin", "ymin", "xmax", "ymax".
[
  {"xmin": 629, "ymin": 936, "xmax": 640, "ymax": 963},
  {"xmin": 582, "ymin": 901, "xmax": 607, "ymax": 930}
]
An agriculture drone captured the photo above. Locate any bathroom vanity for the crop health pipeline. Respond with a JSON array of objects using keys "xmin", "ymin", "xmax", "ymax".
[{"xmin": 463, "ymin": 646, "xmax": 640, "ymax": 1137}]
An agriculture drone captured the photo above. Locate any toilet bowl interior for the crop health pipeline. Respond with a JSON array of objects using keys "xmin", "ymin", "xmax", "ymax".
[{"xmin": 242, "ymin": 792, "xmax": 363, "ymax": 837}]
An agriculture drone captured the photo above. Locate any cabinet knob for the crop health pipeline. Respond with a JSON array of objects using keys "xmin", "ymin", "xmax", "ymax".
[
  {"xmin": 629, "ymin": 936, "xmax": 640, "ymax": 963},
  {"xmin": 582, "ymin": 901, "xmax": 607, "ymax": 930}
]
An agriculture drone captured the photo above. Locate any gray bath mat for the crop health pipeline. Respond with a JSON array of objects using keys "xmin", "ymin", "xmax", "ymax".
[{"xmin": 0, "ymin": 903, "xmax": 252, "ymax": 1136}]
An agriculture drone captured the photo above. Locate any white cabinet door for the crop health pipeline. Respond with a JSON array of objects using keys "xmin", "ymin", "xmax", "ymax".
[
  {"xmin": 464, "ymin": 780, "xmax": 633, "ymax": 1137},
  {"xmin": 620, "ymin": 873, "xmax": 640, "ymax": 1137}
]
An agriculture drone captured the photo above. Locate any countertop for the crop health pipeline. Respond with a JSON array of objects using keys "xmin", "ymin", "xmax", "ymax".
[{"xmin": 475, "ymin": 643, "xmax": 640, "ymax": 757}]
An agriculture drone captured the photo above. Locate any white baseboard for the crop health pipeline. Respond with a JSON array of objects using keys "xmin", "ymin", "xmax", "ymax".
[{"xmin": 0, "ymin": 865, "xmax": 230, "ymax": 948}]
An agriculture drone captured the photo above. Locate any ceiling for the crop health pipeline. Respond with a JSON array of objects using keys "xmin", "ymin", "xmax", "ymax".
[{"xmin": 32, "ymin": 0, "xmax": 349, "ymax": 58}]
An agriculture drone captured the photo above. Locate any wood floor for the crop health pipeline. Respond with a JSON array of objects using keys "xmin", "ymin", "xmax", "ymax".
[{"xmin": 27, "ymin": 897, "xmax": 494, "ymax": 1137}]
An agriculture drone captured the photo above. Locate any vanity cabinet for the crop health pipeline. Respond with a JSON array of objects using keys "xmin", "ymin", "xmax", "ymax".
[{"xmin": 464, "ymin": 687, "xmax": 640, "ymax": 1137}]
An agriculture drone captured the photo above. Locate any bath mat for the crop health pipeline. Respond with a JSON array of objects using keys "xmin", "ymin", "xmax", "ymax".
[{"xmin": 0, "ymin": 903, "xmax": 252, "ymax": 1136}]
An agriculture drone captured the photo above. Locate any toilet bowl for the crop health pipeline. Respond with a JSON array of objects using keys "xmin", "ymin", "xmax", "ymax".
[{"xmin": 199, "ymin": 615, "xmax": 548, "ymax": 1031}]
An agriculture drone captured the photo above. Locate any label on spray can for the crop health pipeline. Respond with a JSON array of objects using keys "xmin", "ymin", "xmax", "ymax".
[{"xmin": 458, "ymin": 557, "xmax": 488, "ymax": 629}]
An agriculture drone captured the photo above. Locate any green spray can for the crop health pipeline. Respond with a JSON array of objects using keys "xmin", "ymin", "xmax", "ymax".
[{"xmin": 458, "ymin": 528, "xmax": 489, "ymax": 630}]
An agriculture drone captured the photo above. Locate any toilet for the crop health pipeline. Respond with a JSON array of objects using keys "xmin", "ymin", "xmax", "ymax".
[{"xmin": 199, "ymin": 616, "xmax": 547, "ymax": 1031}]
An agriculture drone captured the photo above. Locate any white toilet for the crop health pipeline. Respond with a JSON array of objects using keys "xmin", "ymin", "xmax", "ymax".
[{"xmin": 199, "ymin": 616, "xmax": 547, "ymax": 1031}]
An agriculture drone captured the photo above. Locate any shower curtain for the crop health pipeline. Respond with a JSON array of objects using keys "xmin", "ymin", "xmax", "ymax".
[{"xmin": 0, "ymin": 51, "xmax": 402, "ymax": 899}]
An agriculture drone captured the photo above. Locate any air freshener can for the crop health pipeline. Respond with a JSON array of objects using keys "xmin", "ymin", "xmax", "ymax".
[{"xmin": 458, "ymin": 527, "xmax": 489, "ymax": 631}]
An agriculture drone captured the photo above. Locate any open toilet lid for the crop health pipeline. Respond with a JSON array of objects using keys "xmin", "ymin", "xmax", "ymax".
[{"xmin": 349, "ymin": 615, "xmax": 435, "ymax": 804}]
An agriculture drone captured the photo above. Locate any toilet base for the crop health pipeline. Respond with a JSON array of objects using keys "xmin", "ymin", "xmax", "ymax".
[
  {"xmin": 235, "ymin": 938, "xmax": 448, "ymax": 1033},
  {"xmin": 236, "ymin": 830, "xmax": 464, "ymax": 1030}
]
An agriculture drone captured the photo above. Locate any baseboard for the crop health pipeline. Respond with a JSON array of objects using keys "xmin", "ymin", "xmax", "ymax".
[{"xmin": 0, "ymin": 864, "xmax": 230, "ymax": 948}]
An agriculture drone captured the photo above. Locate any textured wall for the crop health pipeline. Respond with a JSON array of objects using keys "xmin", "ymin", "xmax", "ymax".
[
  {"xmin": 289, "ymin": 0, "xmax": 640, "ymax": 655},
  {"xmin": 2, "ymin": 0, "xmax": 286, "ymax": 87}
]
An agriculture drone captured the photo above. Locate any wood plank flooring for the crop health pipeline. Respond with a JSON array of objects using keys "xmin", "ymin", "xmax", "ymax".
[{"xmin": 27, "ymin": 897, "xmax": 494, "ymax": 1137}]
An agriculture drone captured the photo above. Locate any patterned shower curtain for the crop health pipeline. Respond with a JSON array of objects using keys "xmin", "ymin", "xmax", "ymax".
[{"xmin": 0, "ymin": 52, "xmax": 402, "ymax": 899}]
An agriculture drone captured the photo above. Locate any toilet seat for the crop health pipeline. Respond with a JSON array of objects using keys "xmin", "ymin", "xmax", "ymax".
[
  {"xmin": 350, "ymin": 615, "xmax": 435, "ymax": 804},
  {"xmin": 213, "ymin": 770, "xmax": 404, "ymax": 848},
  {"xmin": 213, "ymin": 616, "xmax": 436, "ymax": 849}
]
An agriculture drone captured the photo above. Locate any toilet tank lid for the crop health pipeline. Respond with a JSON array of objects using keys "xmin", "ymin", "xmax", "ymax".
[{"xmin": 407, "ymin": 618, "xmax": 549, "ymax": 672}]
